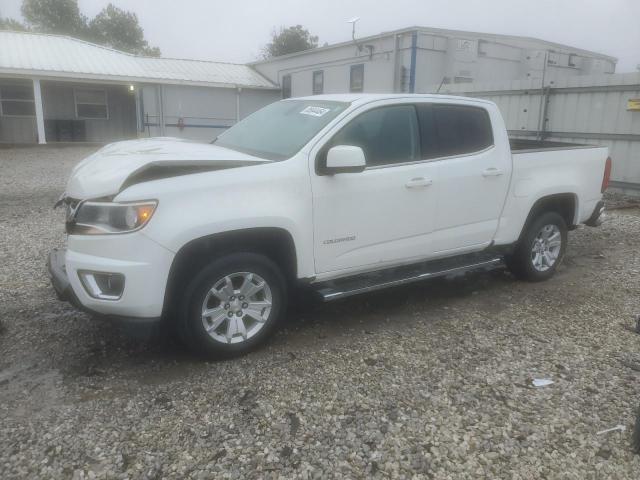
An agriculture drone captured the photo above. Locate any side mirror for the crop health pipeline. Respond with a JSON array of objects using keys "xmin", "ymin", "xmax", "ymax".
[{"xmin": 325, "ymin": 145, "xmax": 366, "ymax": 174}]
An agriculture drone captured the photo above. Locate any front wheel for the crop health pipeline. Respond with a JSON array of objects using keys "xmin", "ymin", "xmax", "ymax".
[
  {"xmin": 179, "ymin": 253, "xmax": 287, "ymax": 358},
  {"xmin": 505, "ymin": 211, "xmax": 567, "ymax": 282}
]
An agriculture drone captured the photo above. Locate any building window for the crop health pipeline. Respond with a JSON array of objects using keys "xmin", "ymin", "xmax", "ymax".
[
  {"xmin": 282, "ymin": 74, "xmax": 292, "ymax": 99},
  {"xmin": 312, "ymin": 70, "xmax": 324, "ymax": 95},
  {"xmin": 0, "ymin": 84, "xmax": 35, "ymax": 117},
  {"xmin": 74, "ymin": 88, "xmax": 108, "ymax": 119},
  {"xmin": 350, "ymin": 64, "xmax": 364, "ymax": 93}
]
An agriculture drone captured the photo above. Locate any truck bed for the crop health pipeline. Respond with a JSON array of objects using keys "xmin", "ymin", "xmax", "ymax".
[
  {"xmin": 494, "ymin": 140, "xmax": 609, "ymax": 245},
  {"xmin": 509, "ymin": 138, "xmax": 598, "ymax": 153}
]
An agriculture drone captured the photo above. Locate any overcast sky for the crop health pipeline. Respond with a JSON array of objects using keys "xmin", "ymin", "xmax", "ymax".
[{"xmin": 2, "ymin": 0, "xmax": 639, "ymax": 72}]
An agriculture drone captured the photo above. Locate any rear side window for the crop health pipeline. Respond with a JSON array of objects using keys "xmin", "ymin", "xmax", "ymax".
[{"xmin": 432, "ymin": 105, "xmax": 493, "ymax": 157}]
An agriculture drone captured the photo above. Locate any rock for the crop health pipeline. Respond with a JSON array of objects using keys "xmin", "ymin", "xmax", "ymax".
[{"xmin": 280, "ymin": 445, "xmax": 293, "ymax": 458}]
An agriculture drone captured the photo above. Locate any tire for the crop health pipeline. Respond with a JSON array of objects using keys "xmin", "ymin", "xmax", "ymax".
[
  {"xmin": 179, "ymin": 252, "xmax": 287, "ymax": 358},
  {"xmin": 505, "ymin": 211, "xmax": 567, "ymax": 282}
]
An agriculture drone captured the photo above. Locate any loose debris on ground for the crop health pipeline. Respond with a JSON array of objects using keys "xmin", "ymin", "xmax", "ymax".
[{"xmin": 1, "ymin": 146, "xmax": 640, "ymax": 479}]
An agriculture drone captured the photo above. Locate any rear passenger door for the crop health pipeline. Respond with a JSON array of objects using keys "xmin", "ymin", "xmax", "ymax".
[{"xmin": 418, "ymin": 103, "xmax": 511, "ymax": 254}]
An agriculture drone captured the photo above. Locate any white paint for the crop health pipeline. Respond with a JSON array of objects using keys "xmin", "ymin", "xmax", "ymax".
[
  {"xmin": 65, "ymin": 137, "xmax": 267, "ymax": 199},
  {"xmin": 58, "ymin": 93, "xmax": 608, "ymax": 319}
]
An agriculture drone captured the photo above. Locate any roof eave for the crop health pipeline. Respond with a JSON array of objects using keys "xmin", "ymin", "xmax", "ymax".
[{"xmin": 0, "ymin": 68, "xmax": 280, "ymax": 90}]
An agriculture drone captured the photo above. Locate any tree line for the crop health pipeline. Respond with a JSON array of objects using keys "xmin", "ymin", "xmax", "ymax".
[
  {"xmin": 0, "ymin": 0, "xmax": 161, "ymax": 56},
  {"xmin": 1, "ymin": 0, "xmax": 320, "ymax": 59}
]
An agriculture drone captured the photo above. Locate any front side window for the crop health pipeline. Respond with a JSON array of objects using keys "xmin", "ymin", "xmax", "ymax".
[
  {"xmin": 75, "ymin": 88, "xmax": 108, "ymax": 119},
  {"xmin": 215, "ymin": 99, "xmax": 349, "ymax": 160},
  {"xmin": 312, "ymin": 71, "xmax": 324, "ymax": 95},
  {"xmin": 282, "ymin": 75, "xmax": 292, "ymax": 99},
  {"xmin": 0, "ymin": 84, "xmax": 35, "ymax": 116},
  {"xmin": 432, "ymin": 105, "xmax": 493, "ymax": 157},
  {"xmin": 329, "ymin": 105, "xmax": 420, "ymax": 166},
  {"xmin": 350, "ymin": 64, "xmax": 364, "ymax": 92}
]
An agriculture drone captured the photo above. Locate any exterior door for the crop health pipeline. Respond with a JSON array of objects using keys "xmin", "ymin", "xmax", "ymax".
[
  {"xmin": 425, "ymin": 103, "xmax": 512, "ymax": 253},
  {"xmin": 310, "ymin": 103, "xmax": 438, "ymax": 275}
]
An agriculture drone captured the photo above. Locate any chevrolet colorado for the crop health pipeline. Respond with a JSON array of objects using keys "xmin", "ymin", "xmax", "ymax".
[{"xmin": 48, "ymin": 94, "xmax": 611, "ymax": 357}]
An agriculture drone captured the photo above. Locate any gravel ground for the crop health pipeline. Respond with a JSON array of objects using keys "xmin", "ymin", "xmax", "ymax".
[{"xmin": 1, "ymin": 145, "xmax": 640, "ymax": 479}]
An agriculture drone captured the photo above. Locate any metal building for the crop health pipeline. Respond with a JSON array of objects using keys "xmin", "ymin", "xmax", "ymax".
[
  {"xmin": 0, "ymin": 31, "xmax": 280, "ymax": 144},
  {"xmin": 252, "ymin": 26, "xmax": 616, "ymax": 97}
]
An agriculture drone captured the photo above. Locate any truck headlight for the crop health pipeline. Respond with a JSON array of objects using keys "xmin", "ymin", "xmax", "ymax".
[{"xmin": 69, "ymin": 201, "xmax": 157, "ymax": 235}]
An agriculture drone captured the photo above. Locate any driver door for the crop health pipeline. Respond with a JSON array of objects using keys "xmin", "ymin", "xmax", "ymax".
[{"xmin": 310, "ymin": 102, "xmax": 438, "ymax": 275}]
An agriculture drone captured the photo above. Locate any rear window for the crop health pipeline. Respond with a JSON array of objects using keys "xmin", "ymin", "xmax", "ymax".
[{"xmin": 427, "ymin": 105, "xmax": 494, "ymax": 158}]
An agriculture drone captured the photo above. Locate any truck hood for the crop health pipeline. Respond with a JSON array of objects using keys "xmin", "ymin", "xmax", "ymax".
[{"xmin": 65, "ymin": 137, "xmax": 268, "ymax": 199}]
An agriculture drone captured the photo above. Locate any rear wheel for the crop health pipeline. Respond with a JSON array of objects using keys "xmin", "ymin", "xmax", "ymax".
[
  {"xmin": 179, "ymin": 253, "xmax": 287, "ymax": 358},
  {"xmin": 506, "ymin": 211, "xmax": 567, "ymax": 282}
]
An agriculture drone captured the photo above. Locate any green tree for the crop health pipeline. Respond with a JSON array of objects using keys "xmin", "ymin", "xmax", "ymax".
[
  {"xmin": 89, "ymin": 4, "xmax": 160, "ymax": 56},
  {"xmin": 0, "ymin": 14, "xmax": 28, "ymax": 31},
  {"xmin": 263, "ymin": 25, "xmax": 318, "ymax": 58},
  {"xmin": 21, "ymin": 0, "xmax": 88, "ymax": 36},
  {"xmin": 15, "ymin": 0, "xmax": 160, "ymax": 56}
]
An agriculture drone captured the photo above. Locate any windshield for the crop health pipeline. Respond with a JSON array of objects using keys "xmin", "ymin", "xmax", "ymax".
[{"xmin": 214, "ymin": 99, "xmax": 349, "ymax": 160}]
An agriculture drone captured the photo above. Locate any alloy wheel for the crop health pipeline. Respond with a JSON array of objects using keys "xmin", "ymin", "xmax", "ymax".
[
  {"xmin": 201, "ymin": 272, "xmax": 272, "ymax": 344},
  {"xmin": 530, "ymin": 224, "xmax": 562, "ymax": 272}
]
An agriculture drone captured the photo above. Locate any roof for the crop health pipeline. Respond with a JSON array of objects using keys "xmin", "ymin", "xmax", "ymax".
[
  {"xmin": 294, "ymin": 93, "xmax": 492, "ymax": 106},
  {"xmin": 0, "ymin": 31, "xmax": 277, "ymax": 89},
  {"xmin": 252, "ymin": 25, "xmax": 617, "ymax": 64}
]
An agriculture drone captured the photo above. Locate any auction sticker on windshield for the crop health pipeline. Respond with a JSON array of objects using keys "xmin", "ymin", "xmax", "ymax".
[{"xmin": 300, "ymin": 106, "xmax": 331, "ymax": 117}]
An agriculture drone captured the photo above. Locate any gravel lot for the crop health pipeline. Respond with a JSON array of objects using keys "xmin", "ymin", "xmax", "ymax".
[{"xmin": 1, "ymin": 145, "xmax": 640, "ymax": 479}]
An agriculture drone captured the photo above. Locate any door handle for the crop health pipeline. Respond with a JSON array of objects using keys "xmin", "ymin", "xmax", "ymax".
[
  {"xmin": 482, "ymin": 168, "xmax": 504, "ymax": 177},
  {"xmin": 405, "ymin": 177, "xmax": 433, "ymax": 188}
]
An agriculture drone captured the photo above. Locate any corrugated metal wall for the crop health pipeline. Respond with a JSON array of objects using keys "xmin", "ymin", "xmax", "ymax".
[{"xmin": 437, "ymin": 72, "xmax": 640, "ymax": 193}]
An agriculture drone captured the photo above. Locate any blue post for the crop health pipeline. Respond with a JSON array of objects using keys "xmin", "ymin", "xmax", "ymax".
[{"xmin": 409, "ymin": 31, "xmax": 417, "ymax": 93}]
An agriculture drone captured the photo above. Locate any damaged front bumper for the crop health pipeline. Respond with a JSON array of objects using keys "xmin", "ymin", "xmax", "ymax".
[
  {"xmin": 47, "ymin": 248, "xmax": 162, "ymax": 326},
  {"xmin": 48, "ymin": 248, "xmax": 75, "ymax": 302}
]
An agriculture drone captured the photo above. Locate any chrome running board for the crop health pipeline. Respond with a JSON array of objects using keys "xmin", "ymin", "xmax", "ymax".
[{"xmin": 314, "ymin": 254, "xmax": 503, "ymax": 302}]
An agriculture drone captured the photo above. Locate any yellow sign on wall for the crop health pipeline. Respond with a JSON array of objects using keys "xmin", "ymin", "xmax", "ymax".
[{"xmin": 628, "ymin": 98, "xmax": 640, "ymax": 111}]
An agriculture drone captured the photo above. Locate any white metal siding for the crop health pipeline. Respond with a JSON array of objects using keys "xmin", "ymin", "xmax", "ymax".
[{"xmin": 254, "ymin": 27, "xmax": 616, "ymax": 96}]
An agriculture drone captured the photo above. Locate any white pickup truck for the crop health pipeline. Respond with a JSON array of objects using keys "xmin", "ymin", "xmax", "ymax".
[{"xmin": 48, "ymin": 94, "xmax": 611, "ymax": 357}]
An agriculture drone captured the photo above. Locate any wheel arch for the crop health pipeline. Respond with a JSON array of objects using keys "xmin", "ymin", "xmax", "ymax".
[
  {"xmin": 518, "ymin": 192, "xmax": 578, "ymax": 243},
  {"xmin": 162, "ymin": 227, "xmax": 298, "ymax": 320}
]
